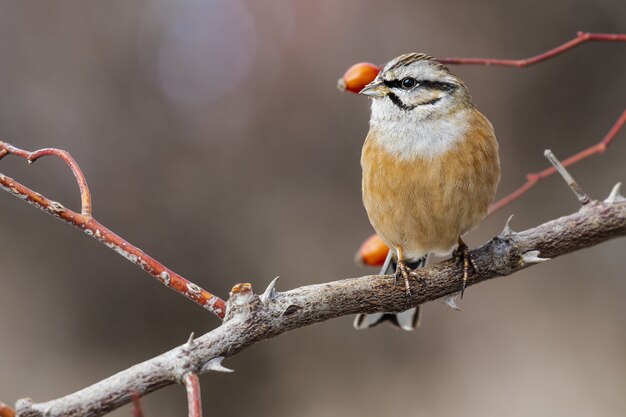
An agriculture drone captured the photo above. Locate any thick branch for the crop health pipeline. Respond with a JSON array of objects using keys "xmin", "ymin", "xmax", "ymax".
[{"xmin": 15, "ymin": 196, "xmax": 626, "ymax": 417}]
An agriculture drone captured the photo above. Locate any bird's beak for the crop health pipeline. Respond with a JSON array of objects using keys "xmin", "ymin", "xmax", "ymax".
[{"xmin": 359, "ymin": 80, "xmax": 387, "ymax": 97}]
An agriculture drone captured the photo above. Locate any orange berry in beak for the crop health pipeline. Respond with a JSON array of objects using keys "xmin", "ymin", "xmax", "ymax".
[
  {"xmin": 355, "ymin": 233, "xmax": 389, "ymax": 267},
  {"xmin": 337, "ymin": 62, "xmax": 380, "ymax": 94}
]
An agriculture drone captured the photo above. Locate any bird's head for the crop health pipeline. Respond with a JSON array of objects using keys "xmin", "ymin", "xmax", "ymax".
[{"xmin": 360, "ymin": 53, "xmax": 471, "ymax": 121}]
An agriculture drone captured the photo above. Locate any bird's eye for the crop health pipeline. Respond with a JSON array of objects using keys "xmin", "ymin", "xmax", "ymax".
[{"xmin": 401, "ymin": 77, "xmax": 418, "ymax": 89}]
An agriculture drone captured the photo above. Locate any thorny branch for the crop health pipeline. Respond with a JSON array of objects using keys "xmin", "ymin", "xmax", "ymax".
[{"xmin": 13, "ymin": 188, "xmax": 626, "ymax": 417}]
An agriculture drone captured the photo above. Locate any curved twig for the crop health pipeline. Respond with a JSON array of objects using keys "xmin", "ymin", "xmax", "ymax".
[{"xmin": 0, "ymin": 142, "xmax": 92, "ymax": 217}]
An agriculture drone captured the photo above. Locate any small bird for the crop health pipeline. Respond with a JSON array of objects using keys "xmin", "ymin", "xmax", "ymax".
[{"xmin": 354, "ymin": 53, "xmax": 500, "ymax": 330}]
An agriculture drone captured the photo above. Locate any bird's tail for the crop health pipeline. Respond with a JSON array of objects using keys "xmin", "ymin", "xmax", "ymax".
[{"xmin": 353, "ymin": 252, "xmax": 425, "ymax": 331}]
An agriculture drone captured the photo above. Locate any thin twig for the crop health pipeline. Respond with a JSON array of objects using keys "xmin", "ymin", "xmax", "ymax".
[
  {"xmin": 441, "ymin": 32, "xmax": 626, "ymax": 67},
  {"xmin": 0, "ymin": 142, "xmax": 92, "ymax": 217},
  {"xmin": 130, "ymin": 393, "xmax": 143, "ymax": 417},
  {"xmin": 183, "ymin": 373, "xmax": 202, "ymax": 417},
  {"xmin": 488, "ymin": 108, "xmax": 626, "ymax": 214},
  {"xmin": 14, "ymin": 196, "xmax": 626, "ymax": 417},
  {"xmin": 544, "ymin": 150, "xmax": 590, "ymax": 204},
  {"xmin": 0, "ymin": 141, "xmax": 226, "ymax": 319}
]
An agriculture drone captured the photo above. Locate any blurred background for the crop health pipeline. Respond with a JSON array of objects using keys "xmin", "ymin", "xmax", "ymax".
[{"xmin": 0, "ymin": 0, "xmax": 624, "ymax": 416}]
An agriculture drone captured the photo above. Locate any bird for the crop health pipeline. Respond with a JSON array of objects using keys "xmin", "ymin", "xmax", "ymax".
[{"xmin": 354, "ymin": 53, "xmax": 500, "ymax": 331}]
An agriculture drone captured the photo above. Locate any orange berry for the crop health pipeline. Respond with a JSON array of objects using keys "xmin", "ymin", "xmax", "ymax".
[
  {"xmin": 337, "ymin": 62, "xmax": 380, "ymax": 94},
  {"xmin": 355, "ymin": 234, "xmax": 389, "ymax": 267}
]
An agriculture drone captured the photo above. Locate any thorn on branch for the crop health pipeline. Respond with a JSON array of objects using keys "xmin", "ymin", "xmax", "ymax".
[
  {"xmin": 186, "ymin": 332, "xmax": 196, "ymax": 348},
  {"xmin": 605, "ymin": 182, "xmax": 625, "ymax": 203},
  {"xmin": 260, "ymin": 276, "xmax": 280, "ymax": 303},
  {"xmin": 521, "ymin": 250, "xmax": 550, "ymax": 265},
  {"xmin": 201, "ymin": 357, "xmax": 234, "ymax": 374},
  {"xmin": 437, "ymin": 295, "xmax": 462, "ymax": 311},
  {"xmin": 500, "ymin": 214, "xmax": 516, "ymax": 236},
  {"xmin": 544, "ymin": 149, "xmax": 590, "ymax": 205}
]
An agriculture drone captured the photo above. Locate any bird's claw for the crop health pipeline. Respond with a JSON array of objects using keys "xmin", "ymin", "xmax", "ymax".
[
  {"xmin": 453, "ymin": 238, "xmax": 479, "ymax": 299},
  {"xmin": 395, "ymin": 260, "xmax": 413, "ymax": 308}
]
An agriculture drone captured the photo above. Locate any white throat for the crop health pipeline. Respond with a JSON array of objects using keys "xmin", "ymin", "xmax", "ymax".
[{"xmin": 368, "ymin": 98, "xmax": 470, "ymax": 160}]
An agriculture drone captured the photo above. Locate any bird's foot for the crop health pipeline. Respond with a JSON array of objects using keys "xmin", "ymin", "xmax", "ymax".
[
  {"xmin": 453, "ymin": 238, "xmax": 478, "ymax": 299},
  {"xmin": 394, "ymin": 259, "xmax": 427, "ymax": 308},
  {"xmin": 395, "ymin": 259, "xmax": 412, "ymax": 291}
]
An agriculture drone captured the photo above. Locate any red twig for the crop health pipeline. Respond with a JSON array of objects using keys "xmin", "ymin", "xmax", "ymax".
[
  {"xmin": 441, "ymin": 32, "xmax": 626, "ymax": 67},
  {"xmin": 0, "ymin": 402, "xmax": 15, "ymax": 417},
  {"xmin": 488, "ymin": 108, "xmax": 626, "ymax": 214},
  {"xmin": 183, "ymin": 373, "xmax": 202, "ymax": 417},
  {"xmin": 0, "ymin": 141, "xmax": 226, "ymax": 319},
  {"xmin": 0, "ymin": 142, "xmax": 92, "ymax": 217},
  {"xmin": 131, "ymin": 393, "xmax": 144, "ymax": 417}
]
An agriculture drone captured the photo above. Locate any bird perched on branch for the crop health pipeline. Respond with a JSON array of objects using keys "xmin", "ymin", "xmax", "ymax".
[{"xmin": 354, "ymin": 53, "xmax": 500, "ymax": 330}]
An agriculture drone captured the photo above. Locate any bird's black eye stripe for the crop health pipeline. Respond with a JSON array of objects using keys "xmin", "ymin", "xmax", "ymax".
[
  {"xmin": 382, "ymin": 79, "xmax": 403, "ymax": 89},
  {"xmin": 383, "ymin": 79, "xmax": 457, "ymax": 92},
  {"xmin": 421, "ymin": 80, "xmax": 457, "ymax": 92}
]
